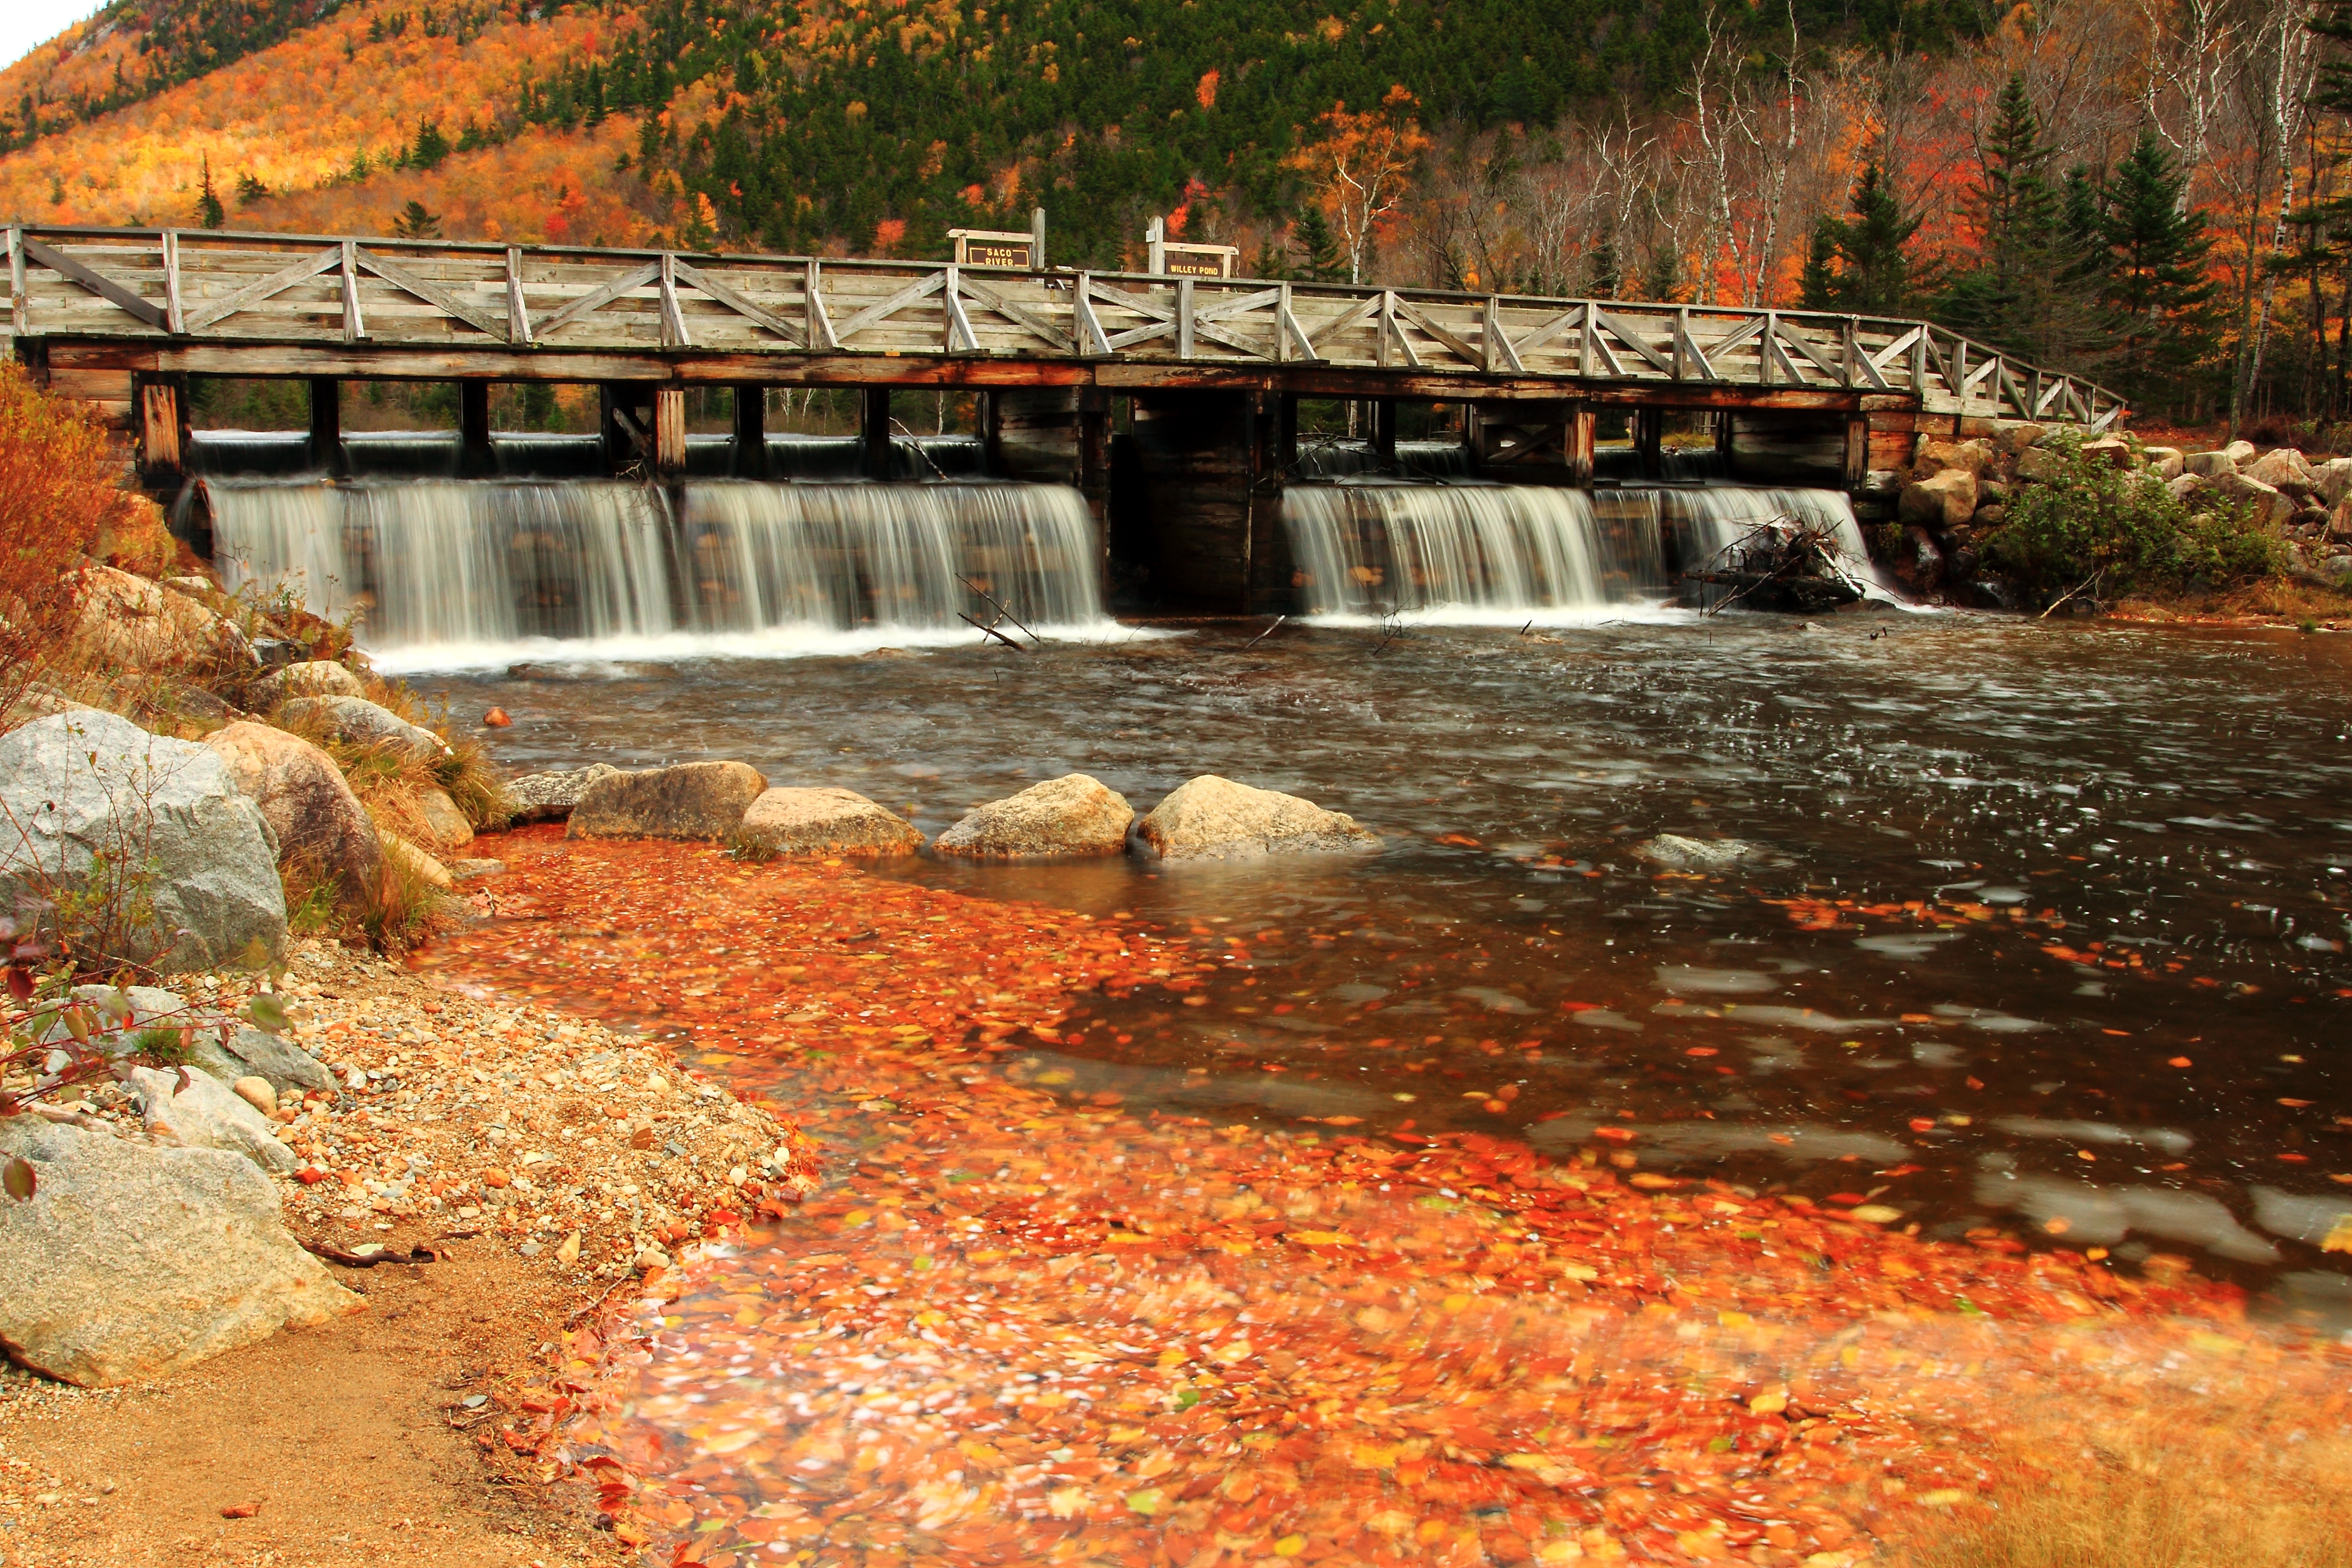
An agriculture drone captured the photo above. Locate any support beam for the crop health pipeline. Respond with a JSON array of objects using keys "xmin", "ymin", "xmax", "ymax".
[
  {"xmin": 1278, "ymin": 394, "xmax": 1300, "ymax": 476},
  {"xmin": 1566, "ymin": 406, "xmax": 1596, "ymax": 486},
  {"xmin": 1843, "ymin": 414, "xmax": 1870, "ymax": 489},
  {"xmin": 1078, "ymin": 389, "xmax": 1111, "ymax": 577},
  {"xmin": 1632, "ymin": 406, "xmax": 1663, "ymax": 479},
  {"xmin": 862, "ymin": 386, "xmax": 893, "ymax": 480},
  {"xmin": 1245, "ymin": 389, "xmax": 1288, "ymax": 613},
  {"xmin": 459, "ymin": 380, "xmax": 493, "ymax": 477},
  {"xmin": 136, "ymin": 374, "xmax": 184, "ymax": 489},
  {"xmin": 732, "ymin": 383, "xmax": 768, "ymax": 479},
  {"xmin": 308, "ymin": 376, "xmax": 343, "ymax": 476},
  {"xmin": 653, "ymin": 386, "xmax": 686, "ymax": 477},
  {"xmin": 1371, "ymin": 399, "xmax": 1398, "ymax": 471}
]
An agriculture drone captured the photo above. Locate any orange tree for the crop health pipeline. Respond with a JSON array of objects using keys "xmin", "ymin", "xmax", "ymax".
[
  {"xmin": 0, "ymin": 362, "xmax": 138, "ymax": 729},
  {"xmin": 1284, "ymin": 85, "xmax": 1430, "ymax": 284}
]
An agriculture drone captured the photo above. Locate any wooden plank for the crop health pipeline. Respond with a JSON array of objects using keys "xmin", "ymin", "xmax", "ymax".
[
  {"xmin": 805, "ymin": 260, "xmax": 837, "ymax": 351},
  {"xmin": 161, "ymin": 232, "xmax": 184, "ymax": 335},
  {"xmin": 1507, "ymin": 304, "xmax": 1582, "ymax": 363},
  {"xmin": 1590, "ymin": 306, "xmax": 1671, "ymax": 374},
  {"xmin": 657, "ymin": 252, "xmax": 691, "ymax": 348},
  {"xmin": 7, "ymin": 226, "xmax": 24, "ymax": 337},
  {"xmin": 354, "ymin": 245, "xmax": 509, "ymax": 340},
  {"xmin": 505, "ymin": 247, "xmax": 533, "ymax": 345},
  {"xmin": 959, "ymin": 274, "xmax": 1071, "ymax": 352},
  {"xmin": 1304, "ymin": 292, "xmax": 1381, "ymax": 356},
  {"xmin": 1177, "ymin": 278, "xmax": 1195, "ymax": 360},
  {"xmin": 1073, "ymin": 275, "xmax": 1115, "ymax": 357},
  {"xmin": 1674, "ymin": 309, "xmax": 1720, "ymax": 381},
  {"xmin": 943, "ymin": 265, "xmax": 980, "ymax": 353},
  {"xmin": 1390, "ymin": 294, "xmax": 1479, "ymax": 366},
  {"xmin": 341, "ymin": 241, "xmax": 366, "ymax": 341},
  {"xmin": 20, "ymin": 237, "xmax": 166, "ymax": 329},
  {"xmin": 1774, "ymin": 317, "xmax": 1844, "ymax": 382},
  {"xmin": 1278, "ymin": 287, "xmax": 1319, "ymax": 364},
  {"xmin": 178, "ymin": 246, "xmax": 344, "ymax": 332},
  {"xmin": 535, "ymin": 260, "xmax": 659, "ymax": 339},
  {"xmin": 831, "ymin": 270, "xmax": 945, "ymax": 344}
]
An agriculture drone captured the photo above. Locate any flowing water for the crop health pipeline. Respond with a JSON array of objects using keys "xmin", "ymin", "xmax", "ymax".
[{"xmin": 410, "ymin": 613, "xmax": 2352, "ymax": 1307}]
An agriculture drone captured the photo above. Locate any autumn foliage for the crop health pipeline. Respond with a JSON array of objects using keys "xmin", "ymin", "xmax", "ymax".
[{"xmin": 0, "ymin": 363, "xmax": 140, "ymax": 726}]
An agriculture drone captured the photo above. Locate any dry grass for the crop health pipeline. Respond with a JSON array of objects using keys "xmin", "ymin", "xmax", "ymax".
[
  {"xmin": 354, "ymin": 832, "xmax": 460, "ymax": 952},
  {"xmin": 1903, "ymin": 1402, "xmax": 2352, "ymax": 1568},
  {"xmin": 2112, "ymin": 576, "xmax": 2352, "ymax": 628}
]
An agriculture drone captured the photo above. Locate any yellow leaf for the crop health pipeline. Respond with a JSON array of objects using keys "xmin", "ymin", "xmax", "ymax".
[
  {"xmin": 1501, "ymin": 1452, "xmax": 1554, "ymax": 1470},
  {"xmin": 2322, "ymin": 1214, "xmax": 2352, "ymax": 1254},
  {"xmin": 1921, "ymin": 1489, "xmax": 1971, "ymax": 1507},
  {"xmin": 1351, "ymin": 1442, "xmax": 1401, "ymax": 1470},
  {"xmin": 957, "ymin": 1439, "xmax": 1004, "ymax": 1469},
  {"xmin": 1288, "ymin": 1229, "xmax": 1352, "ymax": 1245},
  {"xmin": 1274, "ymin": 1536, "xmax": 1308, "ymax": 1557},
  {"xmin": 1135, "ymin": 1449, "xmax": 1176, "ymax": 1478},
  {"xmin": 1125, "ymin": 1487, "xmax": 1166, "ymax": 1516},
  {"xmin": 1847, "ymin": 1205, "xmax": 1902, "ymax": 1224},
  {"xmin": 1748, "ymin": 1389, "xmax": 1789, "ymax": 1416}
]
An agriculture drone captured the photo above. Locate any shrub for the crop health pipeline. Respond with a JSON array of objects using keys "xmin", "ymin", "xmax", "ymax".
[
  {"xmin": 0, "ymin": 363, "xmax": 146, "ymax": 728},
  {"xmin": 1989, "ymin": 433, "xmax": 2284, "ymax": 603}
]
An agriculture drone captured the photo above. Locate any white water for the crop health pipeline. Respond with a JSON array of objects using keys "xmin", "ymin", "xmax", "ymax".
[{"xmin": 207, "ymin": 478, "xmax": 1117, "ymax": 669}]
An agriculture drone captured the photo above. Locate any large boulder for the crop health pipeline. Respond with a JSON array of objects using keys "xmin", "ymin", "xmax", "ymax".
[
  {"xmin": 127, "ymin": 1065, "xmax": 299, "ymax": 1174},
  {"xmin": 2210, "ymin": 472, "xmax": 2299, "ymax": 529},
  {"xmin": 2014, "ymin": 445, "xmax": 2068, "ymax": 484},
  {"xmin": 380, "ymin": 831, "xmax": 455, "ymax": 890},
  {"xmin": 567, "ymin": 761, "xmax": 769, "ymax": 841},
  {"xmin": 1899, "ymin": 469, "xmax": 1976, "ymax": 529},
  {"xmin": 2245, "ymin": 447, "xmax": 2320, "ymax": 497},
  {"xmin": 202, "ymin": 720, "xmax": 382, "ymax": 901},
  {"xmin": 2142, "ymin": 446, "xmax": 2186, "ymax": 482},
  {"xmin": 1913, "ymin": 438, "xmax": 1992, "ymax": 478},
  {"xmin": 2077, "ymin": 437, "xmax": 2134, "ymax": 471},
  {"xmin": 269, "ymin": 660, "xmax": 367, "ymax": 699},
  {"xmin": 2222, "ymin": 438, "xmax": 2257, "ymax": 464},
  {"xmin": 70, "ymin": 564, "xmax": 257, "ymax": 674},
  {"xmin": 40, "ymin": 984, "xmax": 329, "ymax": 1098},
  {"xmin": 730, "ymin": 787, "xmax": 924, "ymax": 858},
  {"xmin": 2316, "ymin": 458, "xmax": 2352, "ymax": 508},
  {"xmin": 1988, "ymin": 421, "xmax": 2046, "ymax": 456},
  {"xmin": 414, "ymin": 786, "xmax": 475, "ymax": 853},
  {"xmin": 279, "ymin": 694, "xmax": 448, "ymax": 760},
  {"xmin": 935, "ymin": 775, "xmax": 1134, "ymax": 859},
  {"xmin": 2183, "ymin": 450, "xmax": 2237, "ymax": 478},
  {"xmin": 0, "ymin": 712, "xmax": 285, "ymax": 971},
  {"xmin": 1135, "ymin": 776, "xmax": 1379, "ymax": 861},
  {"xmin": 0, "ymin": 1117, "xmax": 359, "ymax": 1387},
  {"xmin": 506, "ymin": 764, "xmax": 621, "ymax": 824}
]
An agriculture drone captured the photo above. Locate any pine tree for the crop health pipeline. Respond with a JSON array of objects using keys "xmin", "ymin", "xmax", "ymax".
[
  {"xmin": 1584, "ymin": 226, "xmax": 1620, "ymax": 298},
  {"xmin": 1937, "ymin": 75, "xmax": 2107, "ymax": 368},
  {"xmin": 407, "ymin": 117, "xmax": 450, "ymax": 171},
  {"xmin": 2100, "ymin": 130, "xmax": 2217, "ymax": 413},
  {"xmin": 1801, "ymin": 164, "xmax": 1924, "ymax": 316},
  {"xmin": 392, "ymin": 199, "xmax": 443, "ymax": 239},
  {"xmin": 193, "ymin": 154, "xmax": 225, "ymax": 229},
  {"xmin": 234, "ymin": 170, "xmax": 268, "ymax": 205},
  {"xmin": 1290, "ymin": 206, "xmax": 1346, "ymax": 283}
]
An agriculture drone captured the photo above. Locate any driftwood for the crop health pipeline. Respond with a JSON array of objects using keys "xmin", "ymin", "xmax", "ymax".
[
  {"xmin": 303, "ymin": 1238, "xmax": 439, "ymax": 1267},
  {"xmin": 958, "ymin": 612, "xmax": 1028, "ymax": 651},
  {"xmin": 958, "ymin": 574, "xmax": 1040, "ymax": 643},
  {"xmin": 1682, "ymin": 515, "xmax": 1867, "ymax": 615},
  {"xmin": 1244, "ymin": 614, "xmax": 1287, "ymax": 650}
]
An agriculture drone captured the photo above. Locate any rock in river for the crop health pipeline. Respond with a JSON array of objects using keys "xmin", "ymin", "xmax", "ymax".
[
  {"xmin": 1637, "ymin": 834, "xmax": 1763, "ymax": 872},
  {"xmin": 506, "ymin": 764, "xmax": 621, "ymax": 824},
  {"xmin": 568, "ymin": 761, "xmax": 769, "ymax": 841},
  {"xmin": 0, "ymin": 1117, "xmax": 360, "ymax": 1387},
  {"xmin": 731, "ymin": 787, "xmax": 925, "ymax": 857},
  {"xmin": 1134, "ymin": 776, "xmax": 1379, "ymax": 861},
  {"xmin": 935, "ymin": 774, "xmax": 1134, "ymax": 859},
  {"xmin": 0, "ymin": 712, "xmax": 286, "ymax": 970}
]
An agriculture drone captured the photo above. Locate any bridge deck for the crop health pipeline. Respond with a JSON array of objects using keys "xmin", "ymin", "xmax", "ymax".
[{"xmin": 5, "ymin": 226, "xmax": 2122, "ymax": 428}]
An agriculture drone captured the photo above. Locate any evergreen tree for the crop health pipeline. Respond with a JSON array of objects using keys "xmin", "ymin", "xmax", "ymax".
[
  {"xmin": 1799, "ymin": 163, "xmax": 1924, "ymax": 316},
  {"xmin": 406, "ymin": 117, "xmax": 451, "ymax": 171},
  {"xmin": 2100, "ymin": 129, "xmax": 2217, "ymax": 413},
  {"xmin": 1937, "ymin": 75, "xmax": 2107, "ymax": 368},
  {"xmin": 192, "ymin": 154, "xmax": 225, "ymax": 229},
  {"xmin": 392, "ymin": 199, "xmax": 443, "ymax": 239},
  {"xmin": 1290, "ymin": 206, "xmax": 1346, "ymax": 283},
  {"xmin": 1584, "ymin": 226, "xmax": 1621, "ymax": 298},
  {"xmin": 234, "ymin": 170, "xmax": 269, "ymax": 206}
]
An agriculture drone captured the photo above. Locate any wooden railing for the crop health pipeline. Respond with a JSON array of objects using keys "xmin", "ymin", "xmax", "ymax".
[{"xmin": 3, "ymin": 225, "xmax": 2124, "ymax": 427}]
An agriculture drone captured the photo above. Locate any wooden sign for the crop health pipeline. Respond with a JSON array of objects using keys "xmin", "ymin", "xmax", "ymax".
[
  {"xmin": 1143, "ymin": 217, "xmax": 1237, "ymax": 278},
  {"xmin": 949, "ymin": 230, "xmax": 1033, "ymax": 268}
]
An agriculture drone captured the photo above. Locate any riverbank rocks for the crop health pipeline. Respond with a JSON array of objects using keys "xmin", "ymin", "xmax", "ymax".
[
  {"xmin": 280, "ymin": 694, "xmax": 448, "ymax": 760},
  {"xmin": 1899, "ymin": 469, "xmax": 1976, "ymax": 530},
  {"xmin": 127, "ymin": 1065, "xmax": 299, "ymax": 1174},
  {"xmin": 569, "ymin": 761, "xmax": 769, "ymax": 841},
  {"xmin": 1990, "ymin": 420, "xmax": 2046, "ymax": 454},
  {"xmin": 381, "ymin": 831, "xmax": 455, "ymax": 890},
  {"xmin": 935, "ymin": 775, "xmax": 1134, "ymax": 859},
  {"xmin": 507, "ymin": 764, "xmax": 621, "ymax": 824},
  {"xmin": 0, "ymin": 712, "xmax": 285, "ymax": 970},
  {"xmin": 1135, "ymin": 776, "xmax": 1379, "ymax": 861},
  {"xmin": 40, "ymin": 983, "xmax": 329, "ymax": 1097},
  {"xmin": 2247, "ymin": 447, "xmax": 2322, "ymax": 497},
  {"xmin": 70, "ymin": 564, "xmax": 257, "ymax": 674},
  {"xmin": 416, "ymin": 785, "xmax": 475, "ymax": 853},
  {"xmin": 2212, "ymin": 471, "xmax": 2300, "ymax": 529},
  {"xmin": 1638, "ymin": 834, "xmax": 1764, "ymax": 872},
  {"xmin": 270, "ymin": 660, "xmax": 367, "ymax": 699},
  {"xmin": 0, "ymin": 1117, "xmax": 359, "ymax": 1387},
  {"xmin": 2183, "ymin": 449, "xmax": 2237, "ymax": 478},
  {"xmin": 731, "ymin": 787, "xmax": 924, "ymax": 858},
  {"xmin": 202, "ymin": 720, "xmax": 382, "ymax": 900}
]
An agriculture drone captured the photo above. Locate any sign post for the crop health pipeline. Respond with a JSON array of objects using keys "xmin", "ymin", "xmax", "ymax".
[
  {"xmin": 949, "ymin": 208, "xmax": 1048, "ymax": 269},
  {"xmin": 1144, "ymin": 216, "xmax": 1237, "ymax": 279}
]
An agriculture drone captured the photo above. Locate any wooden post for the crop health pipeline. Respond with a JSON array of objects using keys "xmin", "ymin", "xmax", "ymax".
[
  {"xmin": 1030, "ymin": 207, "xmax": 1048, "ymax": 271},
  {"xmin": 308, "ymin": 377, "xmax": 343, "ymax": 476},
  {"xmin": 732, "ymin": 383, "xmax": 768, "ymax": 479},
  {"xmin": 1372, "ymin": 399, "xmax": 1398, "ymax": 470},
  {"xmin": 136, "ymin": 374, "xmax": 184, "ymax": 488},
  {"xmin": 1245, "ymin": 387, "xmax": 1288, "ymax": 614},
  {"xmin": 1078, "ymin": 387, "xmax": 1111, "ymax": 588},
  {"xmin": 862, "ymin": 386, "xmax": 893, "ymax": 480},
  {"xmin": 1843, "ymin": 414, "xmax": 1870, "ymax": 489},
  {"xmin": 653, "ymin": 386, "xmax": 686, "ymax": 477},
  {"xmin": 459, "ymin": 380, "xmax": 493, "ymax": 476},
  {"xmin": 1279, "ymin": 394, "xmax": 1300, "ymax": 475},
  {"xmin": 1566, "ymin": 405, "xmax": 1596, "ymax": 487},
  {"xmin": 1633, "ymin": 406, "xmax": 1663, "ymax": 478}
]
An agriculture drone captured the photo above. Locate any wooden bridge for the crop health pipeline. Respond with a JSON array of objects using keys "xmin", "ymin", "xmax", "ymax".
[{"xmin": 5, "ymin": 224, "xmax": 2121, "ymax": 610}]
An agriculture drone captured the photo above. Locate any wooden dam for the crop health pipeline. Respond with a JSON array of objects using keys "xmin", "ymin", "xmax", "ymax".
[{"xmin": 3, "ymin": 224, "xmax": 2122, "ymax": 614}]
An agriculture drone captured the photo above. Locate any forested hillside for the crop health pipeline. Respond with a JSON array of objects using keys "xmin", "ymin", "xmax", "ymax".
[{"xmin": 4, "ymin": 0, "xmax": 2351, "ymax": 432}]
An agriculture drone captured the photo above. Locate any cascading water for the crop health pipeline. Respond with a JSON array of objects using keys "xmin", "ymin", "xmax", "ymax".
[
  {"xmin": 1650, "ymin": 485, "xmax": 1875, "ymax": 576},
  {"xmin": 206, "ymin": 477, "xmax": 1110, "ymax": 667},
  {"xmin": 1283, "ymin": 484, "xmax": 1665, "ymax": 619},
  {"xmin": 1294, "ymin": 440, "xmax": 1473, "ymax": 481}
]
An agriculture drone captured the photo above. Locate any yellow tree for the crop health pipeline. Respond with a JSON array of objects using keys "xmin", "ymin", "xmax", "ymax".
[{"xmin": 1287, "ymin": 85, "xmax": 1430, "ymax": 284}]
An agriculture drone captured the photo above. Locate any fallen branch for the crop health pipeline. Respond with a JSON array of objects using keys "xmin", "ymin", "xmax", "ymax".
[
  {"xmin": 303, "ymin": 1238, "xmax": 438, "ymax": 1267},
  {"xmin": 1244, "ymin": 615, "xmax": 1287, "ymax": 650},
  {"xmin": 2039, "ymin": 567, "xmax": 2105, "ymax": 619},
  {"xmin": 958, "ymin": 575, "xmax": 1040, "ymax": 644},
  {"xmin": 958, "ymin": 612, "xmax": 1027, "ymax": 651}
]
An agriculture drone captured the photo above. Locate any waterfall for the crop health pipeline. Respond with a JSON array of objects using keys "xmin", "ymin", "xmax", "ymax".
[
  {"xmin": 206, "ymin": 478, "xmax": 1110, "ymax": 667},
  {"xmin": 1649, "ymin": 486, "xmax": 1874, "ymax": 577},
  {"xmin": 1294, "ymin": 440, "xmax": 1471, "ymax": 481},
  {"xmin": 1284, "ymin": 483, "xmax": 1665, "ymax": 619}
]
